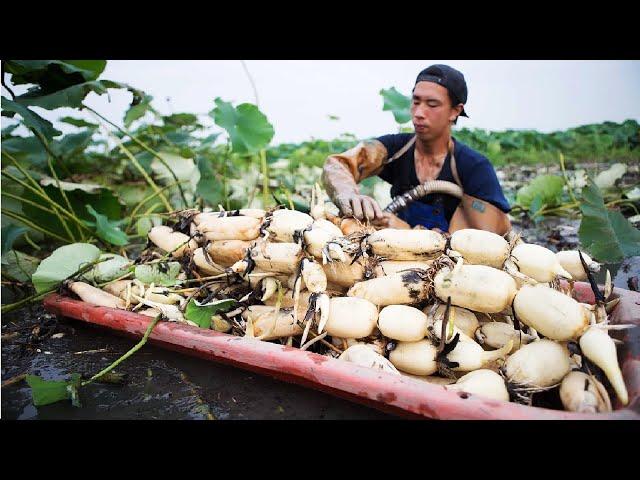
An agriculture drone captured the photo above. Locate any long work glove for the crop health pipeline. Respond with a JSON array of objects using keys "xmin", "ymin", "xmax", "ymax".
[{"xmin": 321, "ymin": 140, "xmax": 387, "ymax": 221}]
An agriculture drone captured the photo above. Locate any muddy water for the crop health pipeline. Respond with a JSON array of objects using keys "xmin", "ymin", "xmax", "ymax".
[{"xmin": 1, "ymin": 304, "xmax": 396, "ymax": 420}]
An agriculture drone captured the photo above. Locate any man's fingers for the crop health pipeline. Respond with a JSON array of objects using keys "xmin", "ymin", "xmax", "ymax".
[
  {"xmin": 362, "ymin": 199, "xmax": 375, "ymax": 221},
  {"xmin": 337, "ymin": 196, "xmax": 382, "ymax": 221},
  {"xmin": 372, "ymin": 214, "xmax": 389, "ymax": 228},
  {"xmin": 337, "ymin": 198, "xmax": 353, "ymax": 217},
  {"xmin": 371, "ymin": 199, "xmax": 384, "ymax": 219},
  {"xmin": 350, "ymin": 198, "xmax": 364, "ymax": 220}
]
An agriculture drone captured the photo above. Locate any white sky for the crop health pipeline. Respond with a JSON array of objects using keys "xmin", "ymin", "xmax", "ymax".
[{"xmin": 3, "ymin": 60, "xmax": 640, "ymax": 144}]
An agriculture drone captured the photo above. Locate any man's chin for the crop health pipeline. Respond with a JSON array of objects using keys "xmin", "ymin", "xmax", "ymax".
[{"xmin": 414, "ymin": 130, "xmax": 433, "ymax": 141}]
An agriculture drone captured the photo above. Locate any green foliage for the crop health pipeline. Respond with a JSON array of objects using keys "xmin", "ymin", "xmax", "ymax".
[
  {"xmin": 18, "ymin": 181, "xmax": 125, "ymax": 241},
  {"xmin": 1, "ymin": 135, "xmax": 49, "ymax": 168},
  {"xmin": 80, "ymin": 254, "xmax": 131, "ymax": 284},
  {"xmin": 134, "ymin": 262, "xmax": 182, "ymax": 286},
  {"xmin": 135, "ymin": 215, "xmax": 163, "ymax": 238},
  {"xmin": 380, "ymin": 87, "xmax": 411, "ymax": 124},
  {"xmin": 150, "ymin": 152, "xmax": 197, "ymax": 186},
  {"xmin": 515, "ymin": 175, "xmax": 565, "ymax": 209},
  {"xmin": 54, "ymin": 131, "xmax": 96, "ymax": 158},
  {"xmin": 14, "ymin": 80, "xmax": 126, "ymax": 110},
  {"xmin": 578, "ymin": 180, "xmax": 640, "ymax": 263},
  {"xmin": 31, "ymin": 243, "xmax": 100, "ymax": 293},
  {"xmin": 185, "ymin": 298, "xmax": 238, "ymax": 329},
  {"xmin": 149, "ymin": 151, "xmax": 198, "ymax": 206},
  {"xmin": 85, "ymin": 205, "xmax": 129, "ymax": 246},
  {"xmin": 210, "ymin": 97, "xmax": 275, "ymax": 154},
  {"xmin": 1, "ymin": 225, "xmax": 27, "ymax": 259},
  {"xmin": 528, "ymin": 195, "xmax": 546, "ymax": 223},
  {"xmin": 2, "ymin": 250, "xmax": 41, "ymax": 283},
  {"xmin": 2, "ymin": 131, "xmax": 95, "ymax": 170},
  {"xmin": 1, "ymin": 97, "xmax": 62, "ymax": 140},
  {"xmin": 163, "ymin": 113, "xmax": 199, "ymax": 127},
  {"xmin": 2, "ymin": 124, "xmax": 20, "ymax": 138},
  {"xmin": 58, "ymin": 116, "xmax": 99, "ymax": 129},
  {"xmin": 26, "ymin": 373, "xmax": 82, "ymax": 407},
  {"xmin": 5, "ymin": 60, "xmax": 106, "ymax": 88},
  {"xmin": 196, "ymin": 157, "xmax": 225, "ymax": 207},
  {"xmin": 453, "ymin": 119, "xmax": 639, "ymax": 167},
  {"xmin": 124, "ymin": 93, "xmax": 157, "ymax": 128},
  {"xmin": 112, "ymin": 183, "xmax": 155, "ymax": 208}
]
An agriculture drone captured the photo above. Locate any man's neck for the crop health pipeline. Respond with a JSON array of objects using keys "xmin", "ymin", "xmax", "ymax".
[{"xmin": 415, "ymin": 133, "xmax": 452, "ymax": 164}]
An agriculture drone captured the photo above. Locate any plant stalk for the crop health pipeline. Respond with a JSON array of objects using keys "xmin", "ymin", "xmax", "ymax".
[
  {"xmin": 47, "ymin": 156, "xmax": 80, "ymax": 241},
  {"xmin": 23, "ymin": 232, "xmax": 41, "ymax": 251},
  {"xmin": 81, "ymin": 314, "xmax": 161, "ymax": 387},
  {"xmin": 1, "ymin": 191, "xmax": 57, "ymax": 215},
  {"xmin": 30, "ymin": 128, "xmax": 72, "ymax": 177},
  {"xmin": 126, "ymin": 180, "xmax": 189, "ymax": 232},
  {"xmin": 84, "ymin": 106, "xmax": 189, "ymax": 208},
  {"xmin": 260, "ymin": 149, "xmax": 269, "ymax": 208},
  {"xmin": 0, "ymin": 290, "xmax": 52, "ymax": 314},
  {"xmin": 559, "ymin": 151, "xmax": 578, "ymax": 205},
  {"xmin": 104, "ymin": 128, "xmax": 173, "ymax": 212},
  {"xmin": 2, "ymin": 153, "xmax": 92, "ymax": 235},
  {"xmin": 240, "ymin": 60, "xmax": 260, "ymax": 107},
  {"xmin": 1, "ymin": 209, "xmax": 72, "ymax": 243},
  {"xmin": 0, "ymin": 258, "xmax": 107, "ymax": 313}
]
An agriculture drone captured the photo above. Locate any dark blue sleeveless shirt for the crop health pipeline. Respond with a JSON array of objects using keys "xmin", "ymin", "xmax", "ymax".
[{"xmin": 375, "ymin": 134, "xmax": 510, "ymax": 230}]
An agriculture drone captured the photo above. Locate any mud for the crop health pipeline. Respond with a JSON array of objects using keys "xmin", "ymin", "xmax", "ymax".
[{"xmin": 1, "ymin": 304, "xmax": 395, "ymax": 420}]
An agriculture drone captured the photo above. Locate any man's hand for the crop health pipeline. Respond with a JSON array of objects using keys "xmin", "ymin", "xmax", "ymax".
[
  {"xmin": 334, "ymin": 194, "xmax": 384, "ymax": 221},
  {"xmin": 372, "ymin": 212, "xmax": 411, "ymax": 229}
]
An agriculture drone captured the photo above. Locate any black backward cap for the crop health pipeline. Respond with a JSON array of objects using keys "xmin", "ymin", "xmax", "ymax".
[{"xmin": 415, "ymin": 64, "xmax": 469, "ymax": 118}]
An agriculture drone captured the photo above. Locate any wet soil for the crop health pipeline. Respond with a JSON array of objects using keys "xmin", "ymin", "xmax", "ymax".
[{"xmin": 1, "ymin": 303, "xmax": 395, "ymax": 420}]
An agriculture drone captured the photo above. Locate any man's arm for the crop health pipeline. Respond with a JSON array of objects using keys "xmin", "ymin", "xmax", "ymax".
[
  {"xmin": 322, "ymin": 139, "xmax": 389, "ymax": 221},
  {"xmin": 449, "ymin": 154, "xmax": 512, "ymax": 236},
  {"xmin": 449, "ymin": 194, "xmax": 511, "ymax": 236}
]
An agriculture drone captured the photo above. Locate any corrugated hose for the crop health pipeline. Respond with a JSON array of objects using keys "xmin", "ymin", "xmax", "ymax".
[{"xmin": 384, "ymin": 180, "xmax": 464, "ymax": 214}]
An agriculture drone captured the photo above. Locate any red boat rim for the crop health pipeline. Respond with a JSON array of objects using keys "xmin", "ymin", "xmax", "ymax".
[{"xmin": 42, "ymin": 281, "xmax": 640, "ymax": 420}]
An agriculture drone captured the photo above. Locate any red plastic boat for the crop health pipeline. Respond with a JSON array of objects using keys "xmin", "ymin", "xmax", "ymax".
[{"xmin": 43, "ymin": 281, "xmax": 640, "ymax": 420}]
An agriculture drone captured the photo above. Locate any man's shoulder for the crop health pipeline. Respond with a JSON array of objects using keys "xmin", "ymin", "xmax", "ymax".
[
  {"xmin": 376, "ymin": 132, "xmax": 414, "ymax": 142},
  {"xmin": 453, "ymin": 137, "xmax": 492, "ymax": 169},
  {"xmin": 374, "ymin": 133, "xmax": 414, "ymax": 155}
]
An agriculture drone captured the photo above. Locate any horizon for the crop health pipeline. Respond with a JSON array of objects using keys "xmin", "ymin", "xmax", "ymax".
[{"xmin": 2, "ymin": 60, "xmax": 639, "ymax": 145}]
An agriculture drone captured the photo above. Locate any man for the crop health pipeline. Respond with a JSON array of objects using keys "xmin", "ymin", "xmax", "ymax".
[{"xmin": 322, "ymin": 64, "xmax": 511, "ymax": 235}]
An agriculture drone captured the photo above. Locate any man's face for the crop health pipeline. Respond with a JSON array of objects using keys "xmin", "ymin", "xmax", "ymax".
[{"xmin": 411, "ymin": 81, "xmax": 460, "ymax": 141}]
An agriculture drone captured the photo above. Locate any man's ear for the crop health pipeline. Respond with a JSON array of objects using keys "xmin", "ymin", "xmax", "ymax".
[{"xmin": 450, "ymin": 104, "xmax": 464, "ymax": 123}]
